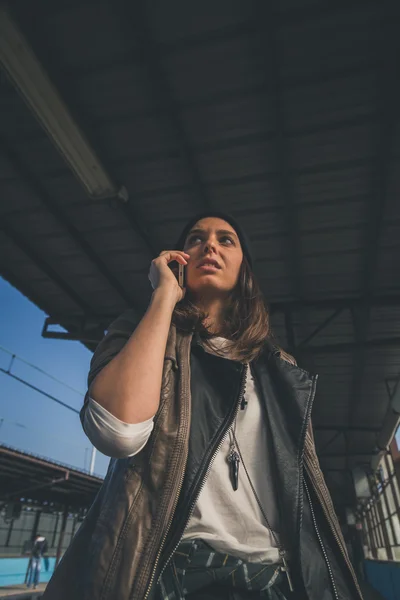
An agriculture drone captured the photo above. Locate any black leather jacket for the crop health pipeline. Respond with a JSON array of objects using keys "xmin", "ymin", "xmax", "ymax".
[{"xmin": 43, "ymin": 314, "xmax": 362, "ymax": 600}]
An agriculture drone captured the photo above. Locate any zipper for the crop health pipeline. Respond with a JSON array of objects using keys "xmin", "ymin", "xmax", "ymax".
[
  {"xmin": 155, "ymin": 363, "xmax": 248, "ymax": 587},
  {"xmin": 293, "ymin": 371, "xmax": 318, "ymax": 598},
  {"xmin": 305, "ymin": 462, "xmax": 363, "ymax": 600},
  {"xmin": 304, "ymin": 479, "xmax": 339, "ymax": 600},
  {"xmin": 142, "ymin": 460, "xmax": 186, "ymax": 600},
  {"xmin": 140, "ymin": 353, "xmax": 192, "ymax": 600}
]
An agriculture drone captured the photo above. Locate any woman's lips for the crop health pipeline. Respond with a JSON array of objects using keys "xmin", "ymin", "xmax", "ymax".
[{"xmin": 198, "ymin": 264, "xmax": 220, "ymax": 272}]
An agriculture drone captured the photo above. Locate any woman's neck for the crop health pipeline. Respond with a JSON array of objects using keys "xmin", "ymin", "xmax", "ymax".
[
  {"xmin": 204, "ymin": 301, "xmax": 229, "ymax": 334},
  {"xmin": 193, "ymin": 294, "xmax": 227, "ymax": 334}
]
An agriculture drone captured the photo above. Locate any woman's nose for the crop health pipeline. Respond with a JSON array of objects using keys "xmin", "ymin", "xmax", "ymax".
[{"xmin": 203, "ymin": 240, "xmax": 217, "ymax": 253}]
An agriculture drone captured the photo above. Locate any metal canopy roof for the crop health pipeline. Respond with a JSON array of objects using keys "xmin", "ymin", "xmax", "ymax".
[
  {"xmin": 0, "ymin": 444, "xmax": 102, "ymax": 510},
  {"xmin": 1, "ymin": 0, "xmax": 400, "ymax": 510}
]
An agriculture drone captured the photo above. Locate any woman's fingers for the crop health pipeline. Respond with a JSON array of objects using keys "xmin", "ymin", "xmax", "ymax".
[
  {"xmin": 156, "ymin": 250, "xmax": 190, "ymax": 265},
  {"xmin": 147, "ymin": 250, "xmax": 189, "ymax": 303},
  {"xmin": 159, "ymin": 250, "xmax": 190, "ymax": 260}
]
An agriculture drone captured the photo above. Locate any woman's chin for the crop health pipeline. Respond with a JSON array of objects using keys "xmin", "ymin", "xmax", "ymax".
[{"xmin": 188, "ymin": 281, "xmax": 230, "ymax": 296}]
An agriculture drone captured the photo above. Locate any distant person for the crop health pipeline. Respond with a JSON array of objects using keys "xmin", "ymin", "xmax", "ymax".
[
  {"xmin": 26, "ymin": 533, "xmax": 48, "ymax": 589},
  {"xmin": 44, "ymin": 213, "xmax": 363, "ymax": 599}
]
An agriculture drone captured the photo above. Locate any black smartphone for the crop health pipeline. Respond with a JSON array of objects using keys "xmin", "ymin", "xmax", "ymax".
[{"xmin": 178, "ymin": 263, "xmax": 186, "ymax": 288}]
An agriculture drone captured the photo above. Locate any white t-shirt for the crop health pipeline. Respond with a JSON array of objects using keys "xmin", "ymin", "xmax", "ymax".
[{"xmin": 84, "ymin": 338, "xmax": 280, "ymax": 564}]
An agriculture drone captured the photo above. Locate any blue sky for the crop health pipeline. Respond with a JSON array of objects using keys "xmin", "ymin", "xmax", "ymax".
[{"xmin": 0, "ymin": 277, "xmax": 110, "ymax": 477}]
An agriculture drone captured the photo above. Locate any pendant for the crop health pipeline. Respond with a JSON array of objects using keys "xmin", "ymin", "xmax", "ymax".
[{"xmin": 227, "ymin": 448, "xmax": 240, "ymax": 491}]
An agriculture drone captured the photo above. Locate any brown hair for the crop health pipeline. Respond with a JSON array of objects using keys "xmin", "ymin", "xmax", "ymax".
[{"xmin": 172, "ymin": 256, "xmax": 270, "ymax": 363}]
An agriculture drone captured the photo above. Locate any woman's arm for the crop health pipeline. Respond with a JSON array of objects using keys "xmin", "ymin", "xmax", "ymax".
[{"xmin": 89, "ymin": 250, "xmax": 189, "ymax": 424}]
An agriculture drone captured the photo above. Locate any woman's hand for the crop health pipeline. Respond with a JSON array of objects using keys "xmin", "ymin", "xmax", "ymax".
[{"xmin": 148, "ymin": 250, "xmax": 190, "ymax": 304}]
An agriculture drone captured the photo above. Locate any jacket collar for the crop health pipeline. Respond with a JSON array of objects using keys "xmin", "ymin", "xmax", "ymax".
[{"xmin": 172, "ymin": 328, "xmax": 281, "ymax": 365}]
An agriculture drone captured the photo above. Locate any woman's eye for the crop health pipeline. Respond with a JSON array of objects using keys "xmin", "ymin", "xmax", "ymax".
[
  {"xmin": 188, "ymin": 235, "xmax": 202, "ymax": 244},
  {"xmin": 221, "ymin": 236, "xmax": 234, "ymax": 245}
]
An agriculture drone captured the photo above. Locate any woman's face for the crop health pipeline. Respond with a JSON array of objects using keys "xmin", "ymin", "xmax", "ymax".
[{"xmin": 183, "ymin": 217, "xmax": 244, "ymax": 296}]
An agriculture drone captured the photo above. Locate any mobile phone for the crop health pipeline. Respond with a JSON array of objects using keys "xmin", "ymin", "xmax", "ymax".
[{"xmin": 178, "ymin": 263, "xmax": 186, "ymax": 288}]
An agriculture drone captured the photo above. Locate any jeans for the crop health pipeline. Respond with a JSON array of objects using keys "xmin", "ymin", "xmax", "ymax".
[{"xmin": 27, "ymin": 557, "xmax": 41, "ymax": 587}]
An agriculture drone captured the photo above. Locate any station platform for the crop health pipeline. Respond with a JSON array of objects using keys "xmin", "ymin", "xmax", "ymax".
[{"xmin": 0, "ymin": 583, "xmax": 46, "ymax": 599}]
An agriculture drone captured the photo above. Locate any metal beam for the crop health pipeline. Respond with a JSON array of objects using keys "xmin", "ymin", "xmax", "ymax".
[
  {"xmin": 297, "ymin": 307, "xmax": 344, "ymax": 348},
  {"xmin": 1, "ymin": 8, "xmax": 158, "ymax": 259},
  {"xmin": 284, "ymin": 309, "xmax": 296, "ymax": 348},
  {"xmin": 269, "ymin": 294, "xmax": 400, "ymax": 313},
  {"xmin": 1, "ymin": 221, "xmax": 92, "ymax": 314},
  {"xmin": 0, "ymin": 265, "xmax": 69, "ymax": 320},
  {"xmin": 299, "ymin": 336, "xmax": 400, "ymax": 354},
  {"xmin": 320, "ymin": 431, "xmax": 343, "ymax": 454},
  {"xmin": 2, "ymin": 474, "xmax": 68, "ymax": 501},
  {"xmin": 257, "ymin": 1, "xmax": 304, "ymax": 300},
  {"xmin": 39, "ymin": 294, "xmax": 400, "ymax": 321},
  {"xmin": 115, "ymin": 0, "xmax": 211, "ymax": 211},
  {"xmin": 42, "ymin": 316, "xmax": 107, "ymax": 342},
  {"xmin": 40, "ymin": 295, "xmax": 400, "ymax": 349},
  {"xmin": 348, "ymin": 10, "xmax": 400, "ymax": 427},
  {"xmin": 117, "ymin": 157, "xmax": 373, "ymax": 203},
  {"xmin": 0, "ymin": 138, "xmax": 137, "ymax": 310}
]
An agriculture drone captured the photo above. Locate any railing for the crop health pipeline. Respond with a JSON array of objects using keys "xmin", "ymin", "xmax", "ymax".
[{"xmin": 359, "ymin": 452, "xmax": 400, "ymax": 562}]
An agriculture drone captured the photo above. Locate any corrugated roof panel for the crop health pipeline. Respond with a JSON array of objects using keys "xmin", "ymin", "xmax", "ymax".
[
  {"xmin": 290, "ymin": 123, "xmax": 376, "ymax": 170},
  {"xmin": 293, "ymin": 307, "xmax": 354, "ymax": 347},
  {"xmin": 209, "ymin": 178, "xmax": 280, "ymax": 212},
  {"xmin": 18, "ymin": 2, "xmax": 137, "ymax": 71},
  {"xmin": 119, "ymin": 157, "xmax": 192, "ymax": 194},
  {"xmin": 197, "ymin": 141, "xmax": 277, "ymax": 183},
  {"xmin": 150, "ymin": 0, "xmax": 252, "ymax": 44},
  {"xmin": 181, "ymin": 94, "xmax": 274, "ymax": 146},
  {"xmin": 284, "ymin": 72, "xmax": 376, "ymax": 131},
  {"xmin": 256, "ymin": 273, "xmax": 293, "ymax": 301},
  {"xmin": 369, "ymin": 307, "xmax": 400, "ymax": 338},
  {"xmin": 164, "ymin": 36, "xmax": 265, "ymax": 103},
  {"xmin": 71, "ymin": 65, "xmax": 160, "ymax": 119},
  {"xmin": 82, "ymin": 227, "xmax": 146, "ymax": 256},
  {"xmin": 278, "ymin": 7, "xmax": 379, "ymax": 82},
  {"xmin": 301, "ymin": 228, "xmax": 364, "ymax": 257},
  {"xmin": 363, "ymin": 354, "xmax": 400, "ymax": 378},
  {"xmin": 302, "ymin": 252, "xmax": 361, "ymax": 280},
  {"xmin": 6, "ymin": 210, "xmax": 66, "ymax": 238},
  {"xmin": 94, "ymin": 117, "xmax": 181, "ymax": 162},
  {"xmin": 122, "ymin": 276, "xmax": 152, "ymax": 309},
  {"xmin": 238, "ymin": 210, "xmax": 286, "ymax": 239},
  {"xmin": 374, "ymin": 236, "xmax": 400, "ymax": 291},
  {"xmin": 302, "ymin": 273, "xmax": 361, "ymax": 296},
  {"xmin": 0, "ymin": 183, "xmax": 42, "ymax": 215},
  {"xmin": 63, "ymin": 203, "xmax": 146, "ymax": 254},
  {"xmin": 11, "ymin": 135, "xmax": 70, "ymax": 178},
  {"xmin": 294, "ymin": 164, "xmax": 371, "ymax": 205},
  {"xmin": 298, "ymin": 197, "xmax": 368, "ymax": 232},
  {"xmin": 0, "ymin": 152, "xmax": 21, "ymax": 181},
  {"xmin": 1, "ymin": 0, "xmax": 399, "ymax": 508},
  {"xmin": 348, "ymin": 432, "xmax": 379, "ymax": 453},
  {"xmin": 252, "ymin": 235, "xmax": 289, "ymax": 263},
  {"xmin": 0, "ymin": 80, "xmax": 43, "ymax": 140}
]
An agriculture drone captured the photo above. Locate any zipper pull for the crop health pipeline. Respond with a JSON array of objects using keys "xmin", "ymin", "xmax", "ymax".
[{"xmin": 279, "ymin": 550, "xmax": 294, "ymax": 592}]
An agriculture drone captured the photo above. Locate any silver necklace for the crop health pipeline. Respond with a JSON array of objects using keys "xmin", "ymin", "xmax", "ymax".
[{"xmin": 226, "ymin": 366, "xmax": 294, "ymax": 591}]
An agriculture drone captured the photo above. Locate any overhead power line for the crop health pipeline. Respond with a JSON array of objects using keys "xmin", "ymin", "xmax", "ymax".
[
  {"xmin": 0, "ymin": 345, "xmax": 84, "ymax": 396},
  {"xmin": 0, "ymin": 345, "xmax": 82, "ymax": 414}
]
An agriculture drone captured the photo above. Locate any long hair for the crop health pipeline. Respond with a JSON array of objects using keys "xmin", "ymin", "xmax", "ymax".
[{"xmin": 172, "ymin": 256, "xmax": 270, "ymax": 363}]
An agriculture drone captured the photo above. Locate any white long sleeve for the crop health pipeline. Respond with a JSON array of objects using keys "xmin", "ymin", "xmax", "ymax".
[{"xmin": 83, "ymin": 397, "xmax": 154, "ymax": 458}]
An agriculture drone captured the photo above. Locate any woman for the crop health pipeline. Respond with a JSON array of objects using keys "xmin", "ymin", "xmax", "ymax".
[{"xmin": 43, "ymin": 213, "xmax": 363, "ymax": 600}]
